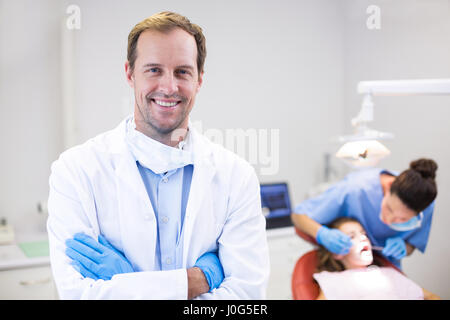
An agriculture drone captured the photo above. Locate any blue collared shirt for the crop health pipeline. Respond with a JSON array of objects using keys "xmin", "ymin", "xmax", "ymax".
[{"xmin": 137, "ymin": 162, "xmax": 193, "ymax": 270}]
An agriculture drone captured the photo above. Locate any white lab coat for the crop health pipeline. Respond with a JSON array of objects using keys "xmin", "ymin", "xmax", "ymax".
[{"xmin": 47, "ymin": 117, "xmax": 270, "ymax": 299}]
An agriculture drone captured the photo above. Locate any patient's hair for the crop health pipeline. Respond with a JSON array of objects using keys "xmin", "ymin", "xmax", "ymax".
[
  {"xmin": 127, "ymin": 11, "xmax": 206, "ymax": 78},
  {"xmin": 390, "ymin": 158, "xmax": 438, "ymax": 213},
  {"xmin": 315, "ymin": 217, "xmax": 384, "ymax": 273}
]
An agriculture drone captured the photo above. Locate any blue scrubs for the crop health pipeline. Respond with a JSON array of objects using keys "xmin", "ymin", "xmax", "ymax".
[{"xmin": 293, "ymin": 168, "xmax": 435, "ymax": 268}]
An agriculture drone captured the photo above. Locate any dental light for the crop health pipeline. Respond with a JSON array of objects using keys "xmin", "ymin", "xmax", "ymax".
[{"xmin": 336, "ymin": 78, "xmax": 450, "ymax": 167}]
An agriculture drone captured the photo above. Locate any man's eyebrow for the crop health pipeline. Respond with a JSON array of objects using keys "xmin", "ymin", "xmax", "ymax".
[
  {"xmin": 142, "ymin": 63, "xmax": 162, "ymax": 68},
  {"xmin": 176, "ymin": 64, "xmax": 195, "ymax": 70},
  {"xmin": 141, "ymin": 63, "xmax": 195, "ymax": 71}
]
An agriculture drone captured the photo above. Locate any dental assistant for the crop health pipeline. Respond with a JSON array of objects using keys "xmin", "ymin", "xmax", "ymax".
[
  {"xmin": 47, "ymin": 11, "xmax": 269, "ymax": 299},
  {"xmin": 291, "ymin": 158, "xmax": 438, "ymax": 269}
]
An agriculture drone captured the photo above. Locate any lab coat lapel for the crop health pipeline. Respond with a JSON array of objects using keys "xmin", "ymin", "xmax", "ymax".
[
  {"xmin": 114, "ymin": 136, "xmax": 157, "ymax": 271},
  {"xmin": 182, "ymin": 128, "xmax": 216, "ymax": 266}
]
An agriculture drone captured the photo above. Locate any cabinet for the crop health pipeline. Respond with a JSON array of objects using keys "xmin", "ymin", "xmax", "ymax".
[
  {"xmin": 0, "ymin": 265, "xmax": 58, "ymax": 299},
  {"xmin": 266, "ymin": 227, "xmax": 314, "ymax": 300}
]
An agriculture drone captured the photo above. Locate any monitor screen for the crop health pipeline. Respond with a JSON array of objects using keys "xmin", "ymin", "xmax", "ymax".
[{"xmin": 260, "ymin": 183, "xmax": 293, "ymax": 229}]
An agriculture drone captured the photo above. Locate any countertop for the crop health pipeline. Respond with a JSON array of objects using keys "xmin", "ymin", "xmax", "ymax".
[{"xmin": 0, "ymin": 232, "xmax": 50, "ymax": 271}]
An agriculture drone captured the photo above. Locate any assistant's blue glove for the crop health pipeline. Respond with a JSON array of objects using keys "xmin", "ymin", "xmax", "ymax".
[
  {"xmin": 382, "ymin": 237, "xmax": 407, "ymax": 260},
  {"xmin": 66, "ymin": 232, "xmax": 134, "ymax": 280},
  {"xmin": 316, "ymin": 225, "xmax": 353, "ymax": 255},
  {"xmin": 194, "ymin": 252, "xmax": 224, "ymax": 292}
]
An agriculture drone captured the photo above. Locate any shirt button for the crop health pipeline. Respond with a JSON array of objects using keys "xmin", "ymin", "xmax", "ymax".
[
  {"xmin": 161, "ymin": 216, "xmax": 169, "ymax": 223},
  {"xmin": 166, "ymin": 257, "xmax": 172, "ymax": 265},
  {"xmin": 162, "ymin": 177, "xmax": 168, "ymax": 183}
]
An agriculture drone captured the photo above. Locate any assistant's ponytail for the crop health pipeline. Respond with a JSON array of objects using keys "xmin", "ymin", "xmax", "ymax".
[
  {"xmin": 409, "ymin": 158, "xmax": 438, "ymax": 180},
  {"xmin": 390, "ymin": 158, "xmax": 438, "ymax": 213}
]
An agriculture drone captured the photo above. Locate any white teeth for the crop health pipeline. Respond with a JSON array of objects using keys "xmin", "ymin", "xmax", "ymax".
[{"xmin": 155, "ymin": 100, "xmax": 178, "ymax": 107}]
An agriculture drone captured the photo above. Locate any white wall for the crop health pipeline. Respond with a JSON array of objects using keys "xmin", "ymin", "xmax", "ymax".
[
  {"xmin": 0, "ymin": 0, "xmax": 63, "ymax": 233},
  {"xmin": 342, "ymin": 0, "xmax": 450, "ymax": 298}
]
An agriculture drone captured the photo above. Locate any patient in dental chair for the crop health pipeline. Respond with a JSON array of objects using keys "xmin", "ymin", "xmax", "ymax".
[{"xmin": 313, "ymin": 217, "xmax": 440, "ymax": 300}]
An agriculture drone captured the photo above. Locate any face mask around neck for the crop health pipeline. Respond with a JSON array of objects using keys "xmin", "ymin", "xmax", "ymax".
[{"xmin": 125, "ymin": 116, "xmax": 194, "ymax": 174}]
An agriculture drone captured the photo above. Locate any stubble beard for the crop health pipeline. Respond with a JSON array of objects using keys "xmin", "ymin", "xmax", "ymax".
[{"xmin": 135, "ymin": 93, "xmax": 190, "ymax": 142}]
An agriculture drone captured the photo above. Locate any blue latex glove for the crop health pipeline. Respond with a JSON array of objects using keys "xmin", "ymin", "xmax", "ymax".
[
  {"xmin": 316, "ymin": 225, "xmax": 353, "ymax": 255},
  {"xmin": 382, "ymin": 237, "xmax": 407, "ymax": 260},
  {"xmin": 65, "ymin": 232, "xmax": 134, "ymax": 280},
  {"xmin": 194, "ymin": 252, "xmax": 224, "ymax": 292}
]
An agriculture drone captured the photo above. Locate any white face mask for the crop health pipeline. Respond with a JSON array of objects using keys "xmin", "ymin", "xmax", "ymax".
[{"xmin": 125, "ymin": 116, "xmax": 194, "ymax": 174}]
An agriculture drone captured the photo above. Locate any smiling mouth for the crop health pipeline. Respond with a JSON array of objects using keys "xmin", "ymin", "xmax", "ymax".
[{"xmin": 151, "ymin": 99, "xmax": 181, "ymax": 108}]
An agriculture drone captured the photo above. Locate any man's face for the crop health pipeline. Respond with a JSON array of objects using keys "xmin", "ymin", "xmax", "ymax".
[{"xmin": 126, "ymin": 28, "xmax": 203, "ymax": 139}]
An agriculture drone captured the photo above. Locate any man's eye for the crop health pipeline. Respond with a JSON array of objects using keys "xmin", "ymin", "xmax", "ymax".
[
  {"xmin": 177, "ymin": 69, "xmax": 189, "ymax": 75},
  {"xmin": 150, "ymin": 68, "xmax": 159, "ymax": 73}
]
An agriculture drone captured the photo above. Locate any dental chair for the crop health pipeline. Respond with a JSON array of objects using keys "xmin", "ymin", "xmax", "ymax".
[
  {"xmin": 295, "ymin": 227, "xmax": 317, "ymax": 244},
  {"xmin": 291, "ymin": 250, "xmax": 321, "ymax": 300},
  {"xmin": 292, "ymin": 229, "xmax": 401, "ymax": 300}
]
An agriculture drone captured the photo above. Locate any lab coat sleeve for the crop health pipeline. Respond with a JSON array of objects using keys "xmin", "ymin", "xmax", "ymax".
[
  {"xmin": 47, "ymin": 157, "xmax": 188, "ymax": 299},
  {"xmin": 196, "ymin": 166, "xmax": 270, "ymax": 300}
]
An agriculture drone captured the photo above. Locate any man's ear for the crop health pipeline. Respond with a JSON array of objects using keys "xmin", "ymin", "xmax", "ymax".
[
  {"xmin": 196, "ymin": 71, "xmax": 204, "ymax": 93},
  {"xmin": 125, "ymin": 61, "xmax": 134, "ymax": 88}
]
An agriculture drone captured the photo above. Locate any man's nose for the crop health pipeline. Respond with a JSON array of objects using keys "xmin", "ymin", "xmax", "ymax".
[{"xmin": 158, "ymin": 73, "xmax": 178, "ymax": 95}]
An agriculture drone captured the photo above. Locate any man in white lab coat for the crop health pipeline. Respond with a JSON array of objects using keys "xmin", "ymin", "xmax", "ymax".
[{"xmin": 47, "ymin": 11, "xmax": 270, "ymax": 299}]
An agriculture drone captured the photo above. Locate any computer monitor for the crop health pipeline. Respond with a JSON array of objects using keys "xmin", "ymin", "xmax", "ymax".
[{"xmin": 260, "ymin": 182, "xmax": 293, "ymax": 229}]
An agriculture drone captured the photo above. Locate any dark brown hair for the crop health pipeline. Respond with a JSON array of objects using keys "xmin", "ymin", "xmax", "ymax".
[
  {"xmin": 127, "ymin": 11, "xmax": 207, "ymax": 78},
  {"xmin": 390, "ymin": 158, "xmax": 438, "ymax": 213}
]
